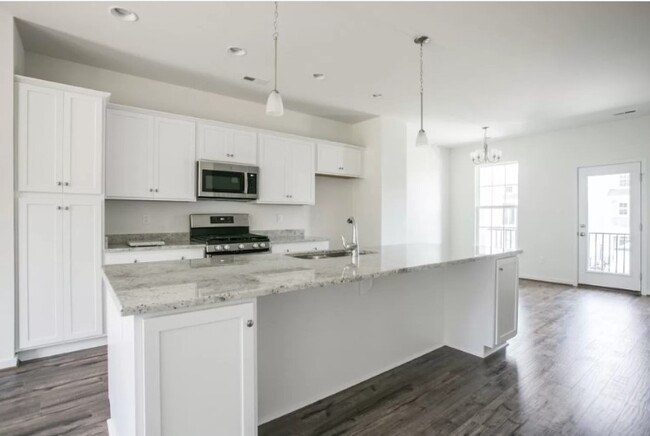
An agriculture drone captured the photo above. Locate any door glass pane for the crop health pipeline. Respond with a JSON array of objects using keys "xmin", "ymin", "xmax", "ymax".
[{"xmin": 587, "ymin": 173, "xmax": 630, "ymax": 275}]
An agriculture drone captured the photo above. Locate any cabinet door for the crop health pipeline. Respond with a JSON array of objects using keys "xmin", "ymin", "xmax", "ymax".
[
  {"xmin": 231, "ymin": 130, "xmax": 258, "ymax": 165},
  {"xmin": 198, "ymin": 124, "xmax": 258, "ymax": 165},
  {"xmin": 106, "ymin": 109, "xmax": 155, "ymax": 199},
  {"xmin": 63, "ymin": 195, "xmax": 103, "ymax": 340},
  {"xmin": 340, "ymin": 147, "xmax": 362, "ymax": 177},
  {"xmin": 258, "ymin": 135, "xmax": 289, "ymax": 203},
  {"xmin": 495, "ymin": 257, "xmax": 519, "ymax": 344},
  {"xmin": 197, "ymin": 123, "xmax": 231, "ymax": 162},
  {"xmin": 63, "ymin": 92, "xmax": 104, "ymax": 194},
  {"xmin": 154, "ymin": 116, "xmax": 196, "ymax": 201},
  {"xmin": 18, "ymin": 195, "xmax": 64, "ymax": 349},
  {"xmin": 288, "ymin": 139, "xmax": 315, "ymax": 204},
  {"xmin": 316, "ymin": 143, "xmax": 342, "ymax": 174},
  {"xmin": 17, "ymin": 83, "xmax": 64, "ymax": 193},
  {"xmin": 143, "ymin": 303, "xmax": 256, "ymax": 436}
]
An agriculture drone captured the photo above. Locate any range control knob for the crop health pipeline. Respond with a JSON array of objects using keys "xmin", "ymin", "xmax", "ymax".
[
  {"xmin": 216, "ymin": 245, "xmax": 223, "ymax": 251},
  {"xmin": 224, "ymin": 245, "xmax": 230, "ymax": 250},
  {"xmin": 260, "ymin": 242, "xmax": 267, "ymax": 248},
  {"xmin": 238, "ymin": 244, "xmax": 245, "ymax": 249},
  {"xmin": 252, "ymin": 243, "xmax": 259, "ymax": 249}
]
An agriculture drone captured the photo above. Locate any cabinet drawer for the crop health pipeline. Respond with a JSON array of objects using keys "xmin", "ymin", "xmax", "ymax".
[
  {"xmin": 104, "ymin": 248, "xmax": 205, "ymax": 265},
  {"xmin": 271, "ymin": 240, "xmax": 330, "ymax": 254}
]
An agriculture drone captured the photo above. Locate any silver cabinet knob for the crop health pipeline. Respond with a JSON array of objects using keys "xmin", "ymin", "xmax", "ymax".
[
  {"xmin": 64, "ymin": 206, "xmax": 69, "ymax": 211},
  {"xmin": 57, "ymin": 181, "xmax": 62, "ymax": 186},
  {"xmin": 579, "ymin": 232, "xmax": 586, "ymax": 237},
  {"xmin": 246, "ymin": 320, "xmax": 254, "ymax": 328},
  {"xmin": 64, "ymin": 182, "xmax": 70, "ymax": 186},
  {"xmin": 499, "ymin": 267, "xmax": 504, "ymax": 271},
  {"xmin": 181, "ymin": 256, "xmax": 185, "ymax": 260},
  {"xmin": 133, "ymin": 259, "xmax": 138, "ymax": 263},
  {"xmin": 57, "ymin": 206, "xmax": 62, "ymax": 210},
  {"xmin": 155, "ymin": 189, "xmax": 159, "ymax": 193},
  {"xmin": 150, "ymin": 188, "xmax": 154, "ymax": 192}
]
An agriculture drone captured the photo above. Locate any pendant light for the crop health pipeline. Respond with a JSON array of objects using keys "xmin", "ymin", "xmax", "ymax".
[
  {"xmin": 266, "ymin": 1, "xmax": 284, "ymax": 116},
  {"xmin": 470, "ymin": 127, "xmax": 502, "ymax": 165},
  {"xmin": 415, "ymin": 36, "xmax": 430, "ymax": 147}
]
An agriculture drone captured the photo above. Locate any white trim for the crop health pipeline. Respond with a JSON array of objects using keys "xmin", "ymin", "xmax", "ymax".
[
  {"xmin": 0, "ymin": 356, "xmax": 18, "ymax": 370},
  {"xmin": 106, "ymin": 419, "xmax": 118, "ymax": 436},
  {"xmin": 17, "ymin": 336, "xmax": 106, "ymax": 361},
  {"xmin": 15, "ymin": 75, "xmax": 111, "ymax": 99},
  {"xmin": 520, "ymin": 275, "xmax": 577, "ymax": 287}
]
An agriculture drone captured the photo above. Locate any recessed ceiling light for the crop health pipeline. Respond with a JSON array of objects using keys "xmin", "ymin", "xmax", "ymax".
[
  {"xmin": 109, "ymin": 7, "xmax": 139, "ymax": 22},
  {"xmin": 371, "ymin": 93, "xmax": 383, "ymax": 98},
  {"xmin": 312, "ymin": 73, "xmax": 325, "ymax": 80},
  {"xmin": 227, "ymin": 47, "xmax": 247, "ymax": 57}
]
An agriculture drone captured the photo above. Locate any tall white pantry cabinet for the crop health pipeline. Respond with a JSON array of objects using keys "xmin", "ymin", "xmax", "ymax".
[{"xmin": 16, "ymin": 76, "xmax": 110, "ymax": 354}]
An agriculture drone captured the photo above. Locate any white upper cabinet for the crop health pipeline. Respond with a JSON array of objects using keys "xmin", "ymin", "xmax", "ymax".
[
  {"xmin": 258, "ymin": 134, "xmax": 315, "ymax": 205},
  {"xmin": 155, "ymin": 116, "xmax": 196, "ymax": 201},
  {"xmin": 17, "ymin": 78, "xmax": 108, "ymax": 194},
  {"xmin": 197, "ymin": 123, "xmax": 257, "ymax": 165},
  {"xmin": 316, "ymin": 142, "xmax": 363, "ymax": 178},
  {"xmin": 106, "ymin": 109, "xmax": 154, "ymax": 199},
  {"xmin": 106, "ymin": 106, "xmax": 196, "ymax": 202}
]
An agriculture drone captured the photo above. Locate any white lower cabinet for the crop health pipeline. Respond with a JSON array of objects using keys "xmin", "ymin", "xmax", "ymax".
[
  {"xmin": 495, "ymin": 256, "xmax": 519, "ymax": 345},
  {"xmin": 18, "ymin": 194, "xmax": 103, "ymax": 349},
  {"xmin": 271, "ymin": 240, "xmax": 330, "ymax": 254},
  {"xmin": 104, "ymin": 247, "xmax": 205, "ymax": 265}
]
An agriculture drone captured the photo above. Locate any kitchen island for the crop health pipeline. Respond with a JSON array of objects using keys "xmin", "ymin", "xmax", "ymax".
[{"xmin": 103, "ymin": 244, "xmax": 521, "ymax": 436}]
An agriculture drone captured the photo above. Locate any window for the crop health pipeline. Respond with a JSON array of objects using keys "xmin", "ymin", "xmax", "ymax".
[
  {"xmin": 619, "ymin": 202, "xmax": 628, "ymax": 216},
  {"xmin": 619, "ymin": 174, "xmax": 630, "ymax": 187},
  {"xmin": 476, "ymin": 162, "xmax": 519, "ymax": 254}
]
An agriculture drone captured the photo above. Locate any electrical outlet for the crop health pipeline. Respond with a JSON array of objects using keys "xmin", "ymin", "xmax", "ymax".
[{"xmin": 142, "ymin": 215, "xmax": 151, "ymax": 225}]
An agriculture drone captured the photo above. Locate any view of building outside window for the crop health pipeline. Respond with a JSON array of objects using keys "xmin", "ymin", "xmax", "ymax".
[
  {"xmin": 476, "ymin": 162, "xmax": 518, "ymax": 255},
  {"xmin": 586, "ymin": 172, "xmax": 631, "ymax": 275}
]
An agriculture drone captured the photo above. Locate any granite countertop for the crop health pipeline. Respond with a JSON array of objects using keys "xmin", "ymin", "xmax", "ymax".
[
  {"xmin": 103, "ymin": 244, "xmax": 522, "ymax": 316},
  {"xmin": 105, "ymin": 242, "xmax": 204, "ymax": 253}
]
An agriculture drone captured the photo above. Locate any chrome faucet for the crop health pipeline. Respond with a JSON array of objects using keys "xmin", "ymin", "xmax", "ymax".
[{"xmin": 341, "ymin": 216, "xmax": 359, "ymax": 258}]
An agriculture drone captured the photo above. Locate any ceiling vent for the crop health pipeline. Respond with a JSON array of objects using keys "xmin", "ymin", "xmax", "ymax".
[
  {"xmin": 242, "ymin": 76, "xmax": 269, "ymax": 85},
  {"xmin": 614, "ymin": 110, "xmax": 637, "ymax": 116}
]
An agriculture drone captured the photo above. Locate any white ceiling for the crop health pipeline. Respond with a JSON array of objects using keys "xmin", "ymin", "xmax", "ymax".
[{"xmin": 3, "ymin": 1, "xmax": 650, "ymax": 146}]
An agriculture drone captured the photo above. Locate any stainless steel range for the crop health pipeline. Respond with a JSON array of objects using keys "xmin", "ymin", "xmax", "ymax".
[{"xmin": 190, "ymin": 214, "xmax": 270, "ymax": 257}]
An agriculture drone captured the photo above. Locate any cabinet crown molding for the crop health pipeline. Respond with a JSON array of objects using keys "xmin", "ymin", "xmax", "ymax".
[{"xmin": 15, "ymin": 75, "xmax": 112, "ymax": 99}]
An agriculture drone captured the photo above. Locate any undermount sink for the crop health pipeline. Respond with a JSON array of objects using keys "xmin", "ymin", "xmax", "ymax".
[{"xmin": 288, "ymin": 249, "xmax": 373, "ymax": 260}]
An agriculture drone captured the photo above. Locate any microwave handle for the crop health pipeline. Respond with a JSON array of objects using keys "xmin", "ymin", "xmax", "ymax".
[{"xmin": 244, "ymin": 172, "xmax": 249, "ymax": 195}]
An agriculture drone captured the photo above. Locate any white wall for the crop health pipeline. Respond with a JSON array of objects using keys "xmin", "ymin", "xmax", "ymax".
[
  {"xmin": 25, "ymin": 53, "xmax": 362, "ymax": 243},
  {"xmin": 449, "ymin": 115, "xmax": 650, "ymax": 293},
  {"xmin": 0, "ymin": 13, "xmax": 17, "ymax": 368},
  {"xmin": 406, "ymin": 124, "xmax": 450, "ymax": 248}
]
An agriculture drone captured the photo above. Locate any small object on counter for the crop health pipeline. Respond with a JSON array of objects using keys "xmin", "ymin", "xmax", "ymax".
[{"xmin": 127, "ymin": 240, "xmax": 165, "ymax": 247}]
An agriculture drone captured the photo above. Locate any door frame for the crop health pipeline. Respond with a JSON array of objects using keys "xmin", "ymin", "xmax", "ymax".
[{"xmin": 576, "ymin": 159, "xmax": 646, "ymax": 294}]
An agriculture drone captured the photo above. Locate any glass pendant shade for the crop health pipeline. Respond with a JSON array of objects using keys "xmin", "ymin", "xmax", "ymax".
[
  {"xmin": 416, "ymin": 129, "xmax": 429, "ymax": 147},
  {"xmin": 266, "ymin": 90, "xmax": 284, "ymax": 116}
]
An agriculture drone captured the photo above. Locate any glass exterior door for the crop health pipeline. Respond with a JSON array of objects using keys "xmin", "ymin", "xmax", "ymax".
[{"xmin": 578, "ymin": 163, "xmax": 641, "ymax": 291}]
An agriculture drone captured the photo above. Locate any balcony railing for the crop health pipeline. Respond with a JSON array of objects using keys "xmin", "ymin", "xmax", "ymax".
[
  {"xmin": 477, "ymin": 228, "xmax": 516, "ymax": 254},
  {"xmin": 588, "ymin": 232, "xmax": 630, "ymax": 275}
]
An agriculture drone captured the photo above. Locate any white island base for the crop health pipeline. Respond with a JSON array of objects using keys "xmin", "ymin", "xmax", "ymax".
[{"xmin": 104, "ymin": 250, "xmax": 519, "ymax": 436}]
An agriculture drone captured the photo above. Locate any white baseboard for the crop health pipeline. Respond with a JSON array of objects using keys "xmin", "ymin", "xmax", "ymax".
[
  {"xmin": 17, "ymin": 336, "xmax": 107, "ymax": 362},
  {"xmin": 0, "ymin": 356, "xmax": 17, "ymax": 370},
  {"xmin": 258, "ymin": 343, "xmax": 444, "ymax": 424},
  {"xmin": 519, "ymin": 275, "xmax": 577, "ymax": 286},
  {"xmin": 107, "ymin": 419, "xmax": 117, "ymax": 436}
]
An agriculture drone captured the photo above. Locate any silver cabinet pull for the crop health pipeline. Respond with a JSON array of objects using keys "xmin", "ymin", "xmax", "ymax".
[
  {"xmin": 149, "ymin": 188, "xmax": 154, "ymax": 192},
  {"xmin": 57, "ymin": 181, "xmax": 62, "ymax": 186},
  {"xmin": 246, "ymin": 320, "xmax": 254, "ymax": 328},
  {"xmin": 133, "ymin": 259, "xmax": 138, "ymax": 263},
  {"xmin": 64, "ymin": 206, "xmax": 69, "ymax": 211},
  {"xmin": 155, "ymin": 189, "xmax": 159, "ymax": 193},
  {"xmin": 57, "ymin": 206, "xmax": 62, "ymax": 210},
  {"xmin": 579, "ymin": 232, "xmax": 586, "ymax": 237},
  {"xmin": 499, "ymin": 267, "xmax": 504, "ymax": 271},
  {"xmin": 64, "ymin": 182, "xmax": 70, "ymax": 186},
  {"xmin": 181, "ymin": 256, "xmax": 185, "ymax": 260}
]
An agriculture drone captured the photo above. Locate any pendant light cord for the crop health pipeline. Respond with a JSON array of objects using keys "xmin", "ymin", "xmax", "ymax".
[
  {"xmin": 419, "ymin": 41, "xmax": 424, "ymax": 131},
  {"xmin": 273, "ymin": 2, "xmax": 279, "ymax": 92}
]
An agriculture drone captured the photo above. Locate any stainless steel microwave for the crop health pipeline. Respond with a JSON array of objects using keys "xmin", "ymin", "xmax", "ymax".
[{"xmin": 197, "ymin": 160, "xmax": 258, "ymax": 200}]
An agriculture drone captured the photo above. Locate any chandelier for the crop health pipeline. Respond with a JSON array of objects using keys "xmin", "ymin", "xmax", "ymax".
[{"xmin": 470, "ymin": 126, "xmax": 502, "ymax": 164}]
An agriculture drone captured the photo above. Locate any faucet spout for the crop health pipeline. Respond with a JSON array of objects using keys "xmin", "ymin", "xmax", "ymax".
[{"xmin": 342, "ymin": 216, "xmax": 359, "ymax": 258}]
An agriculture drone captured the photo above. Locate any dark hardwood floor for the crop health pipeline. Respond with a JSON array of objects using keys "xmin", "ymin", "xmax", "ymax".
[{"xmin": 2, "ymin": 280, "xmax": 650, "ymax": 435}]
